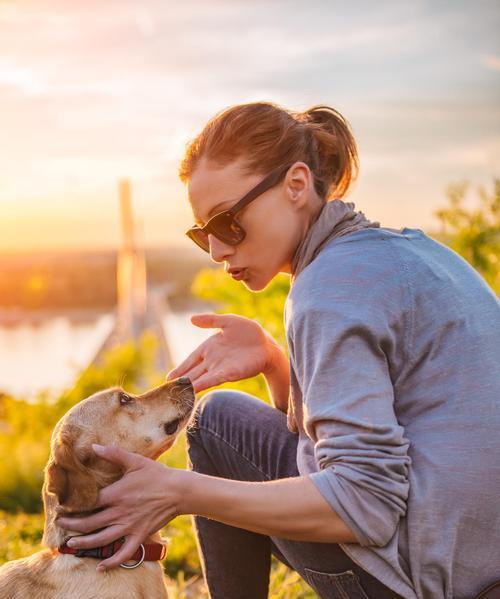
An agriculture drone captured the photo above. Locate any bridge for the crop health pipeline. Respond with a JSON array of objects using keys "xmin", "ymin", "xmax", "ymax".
[{"xmin": 90, "ymin": 179, "xmax": 174, "ymax": 374}]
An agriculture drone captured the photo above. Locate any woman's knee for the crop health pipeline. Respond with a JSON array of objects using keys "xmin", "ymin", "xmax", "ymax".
[
  {"xmin": 186, "ymin": 390, "xmax": 256, "ymax": 456},
  {"xmin": 185, "ymin": 389, "xmax": 263, "ymax": 477},
  {"xmin": 185, "ymin": 389, "xmax": 296, "ymax": 481},
  {"xmin": 188, "ymin": 389, "xmax": 259, "ymax": 435}
]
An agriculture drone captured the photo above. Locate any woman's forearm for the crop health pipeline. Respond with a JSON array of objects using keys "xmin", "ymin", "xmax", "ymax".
[
  {"xmin": 262, "ymin": 343, "xmax": 290, "ymax": 413},
  {"xmin": 180, "ymin": 471, "xmax": 358, "ymax": 544}
]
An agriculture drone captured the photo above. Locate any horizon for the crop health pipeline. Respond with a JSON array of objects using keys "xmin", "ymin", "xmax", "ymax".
[
  {"xmin": 0, "ymin": 241, "xmax": 208, "ymax": 256},
  {"xmin": 0, "ymin": 223, "xmax": 453, "ymax": 256}
]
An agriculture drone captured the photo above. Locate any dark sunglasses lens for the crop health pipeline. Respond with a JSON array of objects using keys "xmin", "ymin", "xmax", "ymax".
[
  {"xmin": 186, "ymin": 215, "xmax": 245, "ymax": 252},
  {"xmin": 187, "ymin": 228, "xmax": 210, "ymax": 252},
  {"xmin": 210, "ymin": 214, "xmax": 245, "ymax": 245}
]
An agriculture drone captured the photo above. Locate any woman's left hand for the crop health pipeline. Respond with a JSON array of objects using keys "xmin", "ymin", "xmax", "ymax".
[{"xmin": 55, "ymin": 444, "xmax": 186, "ymax": 571}]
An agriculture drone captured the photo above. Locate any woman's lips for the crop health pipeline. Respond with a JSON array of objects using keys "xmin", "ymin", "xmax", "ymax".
[{"xmin": 230, "ymin": 268, "xmax": 246, "ymax": 281}]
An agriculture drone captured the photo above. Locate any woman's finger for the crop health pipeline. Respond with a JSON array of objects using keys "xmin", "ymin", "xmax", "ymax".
[
  {"xmin": 181, "ymin": 360, "xmax": 208, "ymax": 384},
  {"xmin": 65, "ymin": 524, "xmax": 124, "ymax": 551},
  {"xmin": 56, "ymin": 507, "xmax": 116, "ymax": 534},
  {"xmin": 92, "ymin": 444, "xmax": 144, "ymax": 474},
  {"xmin": 97, "ymin": 535, "xmax": 143, "ymax": 572},
  {"xmin": 166, "ymin": 350, "xmax": 203, "ymax": 380},
  {"xmin": 191, "ymin": 370, "xmax": 225, "ymax": 393},
  {"xmin": 190, "ymin": 313, "xmax": 228, "ymax": 329}
]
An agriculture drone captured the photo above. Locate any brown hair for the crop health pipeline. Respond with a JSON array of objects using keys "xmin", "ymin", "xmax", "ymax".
[{"xmin": 179, "ymin": 101, "xmax": 359, "ymax": 200}]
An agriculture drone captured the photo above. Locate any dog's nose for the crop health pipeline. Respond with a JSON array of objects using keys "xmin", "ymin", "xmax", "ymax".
[{"xmin": 176, "ymin": 377, "xmax": 193, "ymax": 388}]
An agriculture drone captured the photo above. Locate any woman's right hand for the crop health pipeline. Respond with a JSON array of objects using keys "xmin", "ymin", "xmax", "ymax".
[{"xmin": 165, "ymin": 313, "xmax": 283, "ymax": 393}]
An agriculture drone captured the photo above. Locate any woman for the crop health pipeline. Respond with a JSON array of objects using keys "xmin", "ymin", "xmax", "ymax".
[{"xmin": 58, "ymin": 102, "xmax": 500, "ymax": 598}]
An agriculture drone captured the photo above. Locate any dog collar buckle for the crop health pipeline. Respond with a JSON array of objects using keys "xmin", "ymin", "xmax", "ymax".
[
  {"xmin": 120, "ymin": 544, "xmax": 145, "ymax": 569},
  {"xmin": 73, "ymin": 539, "xmax": 118, "ymax": 559},
  {"xmin": 75, "ymin": 546, "xmax": 102, "ymax": 559}
]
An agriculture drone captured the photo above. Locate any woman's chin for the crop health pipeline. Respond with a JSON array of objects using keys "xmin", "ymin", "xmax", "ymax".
[{"xmin": 242, "ymin": 271, "xmax": 274, "ymax": 292}]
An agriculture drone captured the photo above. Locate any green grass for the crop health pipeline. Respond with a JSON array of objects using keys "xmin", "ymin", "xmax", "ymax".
[{"xmin": 0, "ymin": 511, "xmax": 45, "ymax": 563}]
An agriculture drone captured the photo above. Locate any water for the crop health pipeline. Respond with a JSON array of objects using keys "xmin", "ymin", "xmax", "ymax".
[
  {"xmin": 0, "ymin": 310, "xmax": 212, "ymax": 399},
  {"xmin": 163, "ymin": 311, "xmax": 213, "ymax": 368},
  {"xmin": 0, "ymin": 313, "xmax": 115, "ymax": 398}
]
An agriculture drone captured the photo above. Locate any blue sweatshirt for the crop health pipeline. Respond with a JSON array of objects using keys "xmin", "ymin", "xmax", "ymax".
[{"xmin": 284, "ymin": 226, "xmax": 500, "ymax": 598}]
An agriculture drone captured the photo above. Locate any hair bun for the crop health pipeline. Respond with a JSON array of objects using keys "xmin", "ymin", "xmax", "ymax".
[{"xmin": 179, "ymin": 101, "xmax": 358, "ymax": 200}]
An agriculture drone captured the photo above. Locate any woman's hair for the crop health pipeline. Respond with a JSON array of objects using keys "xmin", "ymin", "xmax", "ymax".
[{"xmin": 179, "ymin": 101, "xmax": 359, "ymax": 200}]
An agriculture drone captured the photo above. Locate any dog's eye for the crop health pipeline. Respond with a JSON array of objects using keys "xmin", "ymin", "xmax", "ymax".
[
  {"xmin": 164, "ymin": 418, "xmax": 180, "ymax": 435},
  {"xmin": 119, "ymin": 393, "xmax": 134, "ymax": 406},
  {"xmin": 81, "ymin": 454, "xmax": 94, "ymax": 467}
]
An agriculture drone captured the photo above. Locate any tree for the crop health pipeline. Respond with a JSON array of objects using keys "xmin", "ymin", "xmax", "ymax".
[{"xmin": 434, "ymin": 178, "xmax": 500, "ymax": 294}]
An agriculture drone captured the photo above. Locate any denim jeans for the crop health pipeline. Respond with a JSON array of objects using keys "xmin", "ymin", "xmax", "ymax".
[{"xmin": 186, "ymin": 389, "xmax": 402, "ymax": 599}]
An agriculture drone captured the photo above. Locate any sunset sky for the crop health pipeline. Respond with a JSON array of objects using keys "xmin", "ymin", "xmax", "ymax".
[{"xmin": 0, "ymin": 0, "xmax": 499, "ymax": 252}]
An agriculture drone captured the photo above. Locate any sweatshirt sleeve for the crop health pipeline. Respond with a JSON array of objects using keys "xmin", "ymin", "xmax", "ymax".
[{"xmin": 291, "ymin": 276, "xmax": 412, "ymax": 548}]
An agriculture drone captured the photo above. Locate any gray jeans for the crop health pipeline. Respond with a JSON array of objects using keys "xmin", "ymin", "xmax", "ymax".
[{"xmin": 186, "ymin": 390, "xmax": 402, "ymax": 599}]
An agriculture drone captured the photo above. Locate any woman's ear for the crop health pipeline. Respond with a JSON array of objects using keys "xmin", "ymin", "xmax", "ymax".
[
  {"xmin": 45, "ymin": 425, "xmax": 99, "ymax": 513},
  {"xmin": 285, "ymin": 162, "xmax": 313, "ymax": 207}
]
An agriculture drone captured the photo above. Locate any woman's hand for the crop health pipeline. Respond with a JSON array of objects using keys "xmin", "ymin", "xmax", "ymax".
[
  {"xmin": 55, "ymin": 444, "xmax": 187, "ymax": 571},
  {"xmin": 166, "ymin": 313, "xmax": 285, "ymax": 393}
]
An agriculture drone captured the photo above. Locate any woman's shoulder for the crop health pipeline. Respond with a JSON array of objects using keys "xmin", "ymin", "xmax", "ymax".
[
  {"xmin": 316, "ymin": 225, "xmax": 427, "ymax": 253},
  {"xmin": 288, "ymin": 224, "xmax": 498, "ymax": 323},
  {"xmin": 290, "ymin": 226, "xmax": 419, "ymax": 296},
  {"xmin": 291, "ymin": 225, "xmax": 455, "ymax": 288},
  {"xmin": 287, "ymin": 228, "xmax": 416, "ymax": 328}
]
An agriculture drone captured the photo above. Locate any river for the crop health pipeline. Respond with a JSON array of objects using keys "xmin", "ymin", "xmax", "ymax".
[{"xmin": 0, "ymin": 310, "xmax": 212, "ymax": 399}]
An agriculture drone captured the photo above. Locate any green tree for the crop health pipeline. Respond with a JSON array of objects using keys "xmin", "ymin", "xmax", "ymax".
[
  {"xmin": 434, "ymin": 178, "xmax": 500, "ymax": 294},
  {"xmin": 192, "ymin": 269, "xmax": 290, "ymax": 348},
  {"xmin": 191, "ymin": 269, "xmax": 290, "ymax": 401}
]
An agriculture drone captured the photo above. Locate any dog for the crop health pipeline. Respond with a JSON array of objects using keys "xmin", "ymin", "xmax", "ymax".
[{"xmin": 0, "ymin": 377, "xmax": 195, "ymax": 599}]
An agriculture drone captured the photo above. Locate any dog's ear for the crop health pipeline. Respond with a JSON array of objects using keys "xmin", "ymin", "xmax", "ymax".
[{"xmin": 45, "ymin": 424, "xmax": 98, "ymax": 512}]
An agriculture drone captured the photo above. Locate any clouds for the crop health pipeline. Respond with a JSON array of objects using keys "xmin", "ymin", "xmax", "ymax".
[
  {"xmin": 0, "ymin": 0, "xmax": 499, "ymax": 250},
  {"xmin": 481, "ymin": 54, "xmax": 500, "ymax": 72}
]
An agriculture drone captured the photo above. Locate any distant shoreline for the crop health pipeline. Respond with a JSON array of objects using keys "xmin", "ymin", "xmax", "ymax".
[
  {"xmin": 0, "ymin": 307, "xmax": 112, "ymax": 327},
  {"xmin": 0, "ymin": 296, "xmax": 213, "ymax": 327}
]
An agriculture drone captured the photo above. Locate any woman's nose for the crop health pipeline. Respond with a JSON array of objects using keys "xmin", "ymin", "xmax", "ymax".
[{"xmin": 208, "ymin": 234, "xmax": 234, "ymax": 263}]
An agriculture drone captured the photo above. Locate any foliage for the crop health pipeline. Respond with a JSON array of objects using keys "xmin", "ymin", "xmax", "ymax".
[
  {"xmin": 434, "ymin": 177, "xmax": 500, "ymax": 294},
  {"xmin": 191, "ymin": 268, "xmax": 291, "ymax": 403},
  {"xmin": 192, "ymin": 268, "xmax": 290, "ymax": 349},
  {"xmin": 0, "ymin": 511, "xmax": 44, "ymax": 563},
  {"xmin": 0, "ymin": 332, "xmax": 161, "ymax": 513}
]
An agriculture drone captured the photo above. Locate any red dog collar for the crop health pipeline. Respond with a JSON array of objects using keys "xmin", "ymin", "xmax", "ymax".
[{"xmin": 59, "ymin": 537, "xmax": 166, "ymax": 568}]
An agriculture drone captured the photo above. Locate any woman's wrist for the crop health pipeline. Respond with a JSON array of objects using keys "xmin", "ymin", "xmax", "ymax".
[
  {"xmin": 262, "ymin": 336, "xmax": 286, "ymax": 376},
  {"xmin": 169, "ymin": 467, "xmax": 197, "ymax": 516},
  {"xmin": 262, "ymin": 341, "xmax": 290, "ymax": 412},
  {"xmin": 177, "ymin": 470, "xmax": 207, "ymax": 516}
]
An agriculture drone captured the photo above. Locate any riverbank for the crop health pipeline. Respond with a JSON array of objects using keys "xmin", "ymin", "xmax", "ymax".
[{"xmin": 0, "ymin": 298, "xmax": 214, "ymax": 399}]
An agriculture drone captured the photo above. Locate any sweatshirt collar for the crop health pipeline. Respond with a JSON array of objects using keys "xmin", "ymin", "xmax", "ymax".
[{"xmin": 291, "ymin": 199, "xmax": 380, "ymax": 283}]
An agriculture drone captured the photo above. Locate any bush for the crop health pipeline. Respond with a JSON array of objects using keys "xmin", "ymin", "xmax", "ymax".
[
  {"xmin": 0, "ymin": 332, "xmax": 162, "ymax": 513},
  {"xmin": 434, "ymin": 177, "xmax": 500, "ymax": 294}
]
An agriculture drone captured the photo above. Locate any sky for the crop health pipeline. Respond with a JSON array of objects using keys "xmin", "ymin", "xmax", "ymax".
[{"xmin": 0, "ymin": 0, "xmax": 499, "ymax": 252}]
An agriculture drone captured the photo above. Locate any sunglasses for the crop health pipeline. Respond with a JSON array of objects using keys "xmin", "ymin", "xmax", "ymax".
[{"xmin": 185, "ymin": 162, "xmax": 294, "ymax": 253}]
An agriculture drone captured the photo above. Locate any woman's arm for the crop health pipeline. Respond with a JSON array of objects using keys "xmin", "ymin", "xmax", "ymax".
[
  {"xmin": 288, "ymin": 247, "xmax": 412, "ymax": 548},
  {"xmin": 183, "ymin": 469, "xmax": 356, "ymax": 542},
  {"xmin": 262, "ymin": 340, "xmax": 290, "ymax": 413},
  {"xmin": 56, "ymin": 445, "xmax": 357, "ymax": 571}
]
